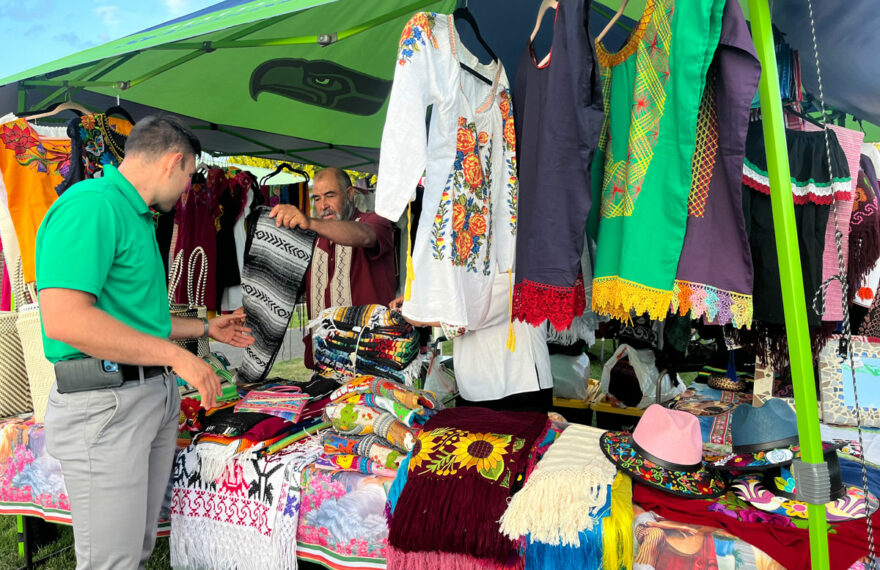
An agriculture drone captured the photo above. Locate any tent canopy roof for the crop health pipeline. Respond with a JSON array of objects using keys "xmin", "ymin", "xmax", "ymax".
[{"xmin": 1, "ymin": 0, "xmax": 873, "ymax": 172}]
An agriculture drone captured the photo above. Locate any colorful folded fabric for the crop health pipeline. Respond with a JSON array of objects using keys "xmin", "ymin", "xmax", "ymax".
[
  {"xmin": 330, "ymin": 392, "xmax": 431, "ymax": 427},
  {"xmin": 323, "ymin": 432, "xmax": 404, "ymax": 470},
  {"xmin": 323, "ymin": 402, "xmax": 417, "ymax": 452},
  {"xmin": 330, "ymin": 375, "xmax": 441, "ymax": 411},
  {"xmin": 314, "ymin": 453, "xmax": 398, "ymax": 478},
  {"xmin": 308, "ymin": 305, "xmax": 421, "ymax": 384},
  {"xmin": 194, "ymin": 415, "xmax": 293, "ymax": 481},
  {"xmin": 388, "ymin": 407, "xmax": 550, "ymax": 567}
]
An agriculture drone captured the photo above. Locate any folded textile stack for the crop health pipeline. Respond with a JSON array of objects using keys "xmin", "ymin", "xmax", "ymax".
[
  {"xmin": 308, "ymin": 305, "xmax": 421, "ymax": 384},
  {"xmin": 191, "ymin": 401, "xmax": 325, "ymax": 482},
  {"xmin": 387, "ymin": 407, "xmax": 550, "ymax": 570},
  {"xmin": 318, "ymin": 376, "xmax": 442, "ymax": 478},
  {"xmin": 500, "ymin": 424, "xmax": 633, "ymax": 570}
]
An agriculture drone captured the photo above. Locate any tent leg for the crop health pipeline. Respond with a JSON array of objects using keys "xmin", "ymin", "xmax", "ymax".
[{"xmin": 746, "ymin": 1, "xmax": 830, "ymax": 569}]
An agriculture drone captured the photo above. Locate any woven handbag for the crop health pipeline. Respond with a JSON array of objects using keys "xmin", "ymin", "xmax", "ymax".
[
  {"xmin": 0, "ymin": 260, "xmax": 30, "ymax": 417},
  {"xmin": 168, "ymin": 247, "xmax": 209, "ymax": 358},
  {"xmin": 16, "ymin": 281, "xmax": 55, "ymax": 423}
]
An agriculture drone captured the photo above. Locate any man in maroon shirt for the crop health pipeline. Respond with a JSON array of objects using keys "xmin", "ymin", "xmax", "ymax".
[{"xmin": 270, "ymin": 167, "xmax": 397, "ymax": 368}]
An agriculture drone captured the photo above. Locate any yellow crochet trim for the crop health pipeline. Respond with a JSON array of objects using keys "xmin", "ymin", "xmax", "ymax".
[
  {"xmin": 592, "ymin": 276, "xmax": 672, "ymax": 322},
  {"xmin": 671, "ymin": 280, "xmax": 753, "ymax": 329}
]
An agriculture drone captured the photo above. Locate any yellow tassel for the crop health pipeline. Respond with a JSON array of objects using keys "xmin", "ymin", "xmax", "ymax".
[
  {"xmin": 506, "ymin": 268, "xmax": 516, "ymax": 352},
  {"xmin": 603, "ymin": 472, "xmax": 633, "ymax": 570},
  {"xmin": 404, "ymin": 203, "xmax": 414, "ymax": 302}
]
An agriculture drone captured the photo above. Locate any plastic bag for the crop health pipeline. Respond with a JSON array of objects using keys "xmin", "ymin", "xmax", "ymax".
[
  {"xmin": 600, "ymin": 344, "xmax": 685, "ymax": 408},
  {"xmin": 550, "ymin": 353, "xmax": 590, "ymax": 400},
  {"xmin": 425, "ymin": 350, "xmax": 457, "ymax": 407}
]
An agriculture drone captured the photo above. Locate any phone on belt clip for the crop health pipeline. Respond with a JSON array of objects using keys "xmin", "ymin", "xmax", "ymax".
[{"xmin": 54, "ymin": 358, "xmax": 124, "ymax": 394}]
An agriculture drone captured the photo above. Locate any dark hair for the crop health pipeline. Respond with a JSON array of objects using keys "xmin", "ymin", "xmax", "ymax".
[
  {"xmin": 316, "ymin": 167, "xmax": 352, "ymax": 192},
  {"xmin": 125, "ymin": 115, "xmax": 201, "ymax": 164}
]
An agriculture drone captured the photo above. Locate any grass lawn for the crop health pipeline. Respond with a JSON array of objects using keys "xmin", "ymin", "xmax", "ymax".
[{"xmin": 269, "ymin": 357, "xmax": 312, "ymax": 381}]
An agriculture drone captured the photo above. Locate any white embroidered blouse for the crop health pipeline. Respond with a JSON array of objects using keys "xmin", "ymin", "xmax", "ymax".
[{"xmin": 375, "ymin": 12, "xmax": 518, "ymax": 330}]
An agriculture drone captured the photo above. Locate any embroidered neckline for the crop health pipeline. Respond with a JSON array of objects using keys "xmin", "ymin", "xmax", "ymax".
[
  {"xmin": 447, "ymin": 14, "xmax": 503, "ymax": 114},
  {"xmin": 595, "ymin": 0, "xmax": 657, "ymax": 69}
]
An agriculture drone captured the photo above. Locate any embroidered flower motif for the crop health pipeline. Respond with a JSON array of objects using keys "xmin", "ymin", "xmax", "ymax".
[
  {"xmin": 452, "ymin": 202, "xmax": 466, "ymax": 232},
  {"xmin": 783, "ymin": 501, "xmax": 809, "ymax": 518},
  {"xmin": 775, "ymin": 475, "xmax": 797, "ymax": 493},
  {"xmin": 450, "ymin": 432, "xmax": 511, "ymax": 480},
  {"xmin": 478, "ymin": 131, "xmax": 489, "ymax": 145},
  {"xmin": 499, "ymin": 97, "xmax": 511, "ymax": 119},
  {"xmin": 85, "ymin": 134, "xmax": 105, "ymax": 157},
  {"xmin": 462, "ymin": 154, "xmax": 483, "ymax": 189},
  {"xmin": 457, "ymin": 127, "xmax": 477, "ymax": 154},
  {"xmin": 455, "ymin": 232, "xmax": 473, "ymax": 257},
  {"xmin": 0, "ymin": 122, "xmax": 40, "ymax": 155},
  {"xmin": 503, "ymin": 119, "xmax": 516, "ymax": 147},
  {"xmin": 469, "ymin": 212, "xmax": 487, "ymax": 236},
  {"xmin": 409, "ymin": 431, "xmax": 439, "ymax": 469},
  {"xmin": 398, "ymin": 12, "xmax": 438, "ymax": 66}
]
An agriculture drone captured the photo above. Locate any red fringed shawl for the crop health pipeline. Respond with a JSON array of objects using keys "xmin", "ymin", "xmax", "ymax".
[{"xmin": 388, "ymin": 407, "xmax": 549, "ymax": 567}]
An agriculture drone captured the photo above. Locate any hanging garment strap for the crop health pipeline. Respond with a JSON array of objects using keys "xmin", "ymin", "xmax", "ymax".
[
  {"xmin": 167, "ymin": 250, "xmax": 185, "ymax": 305},
  {"xmin": 187, "ymin": 246, "xmax": 208, "ymax": 307},
  {"xmin": 804, "ymin": 0, "xmax": 876, "ymax": 563}
]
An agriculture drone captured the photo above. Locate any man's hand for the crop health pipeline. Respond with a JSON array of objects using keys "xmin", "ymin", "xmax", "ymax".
[
  {"xmin": 171, "ymin": 351, "xmax": 222, "ymax": 409},
  {"xmin": 270, "ymin": 204, "xmax": 310, "ymax": 230},
  {"xmin": 209, "ymin": 308, "xmax": 253, "ymax": 348}
]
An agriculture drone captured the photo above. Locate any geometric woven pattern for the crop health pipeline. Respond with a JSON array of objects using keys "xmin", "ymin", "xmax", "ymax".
[
  {"xmin": 597, "ymin": 0, "xmax": 673, "ymax": 219},
  {"xmin": 238, "ymin": 206, "xmax": 317, "ymax": 385},
  {"xmin": 687, "ymin": 66, "xmax": 719, "ymax": 217},
  {"xmin": 0, "ymin": 310, "xmax": 31, "ymax": 417}
]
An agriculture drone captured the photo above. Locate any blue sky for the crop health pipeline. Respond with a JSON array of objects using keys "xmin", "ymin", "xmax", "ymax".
[{"xmin": 0, "ymin": 0, "xmax": 220, "ymax": 79}]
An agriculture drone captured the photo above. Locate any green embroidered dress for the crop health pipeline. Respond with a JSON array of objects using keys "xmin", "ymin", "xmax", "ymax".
[{"xmin": 590, "ymin": 0, "xmax": 726, "ymax": 321}]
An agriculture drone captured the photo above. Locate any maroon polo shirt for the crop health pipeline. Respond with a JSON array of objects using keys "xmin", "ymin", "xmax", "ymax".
[{"xmin": 303, "ymin": 210, "xmax": 397, "ymax": 368}]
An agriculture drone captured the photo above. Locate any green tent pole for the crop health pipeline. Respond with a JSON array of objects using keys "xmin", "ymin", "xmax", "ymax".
[{"xmin": 746, "ymin": 0, "xmax": 830, "ymax": 569}]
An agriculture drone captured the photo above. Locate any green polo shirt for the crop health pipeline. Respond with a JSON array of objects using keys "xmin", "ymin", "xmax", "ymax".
[{"xmin": 35, "ymin": 164, "xmax": 171, "ymax": 363}]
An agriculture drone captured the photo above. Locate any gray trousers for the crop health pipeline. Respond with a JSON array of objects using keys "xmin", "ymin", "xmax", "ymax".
[{"xmin": 44, "ymin": 373, "xmax": 180, "ymax": 570}]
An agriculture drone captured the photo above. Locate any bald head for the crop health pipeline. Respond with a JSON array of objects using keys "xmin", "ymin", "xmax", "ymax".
[{"xmin": 311, "ymin": 167, "xmax": 355, "ymax": 221}]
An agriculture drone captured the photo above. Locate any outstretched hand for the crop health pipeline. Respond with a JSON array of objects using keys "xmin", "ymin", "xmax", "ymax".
[
  {"xmin": 270, "ymin": 204, "xmax": 311, "ymax": 230},
  {"xmin": 209, "ymin": 308, "xmax": 253, "ymax": 348}
]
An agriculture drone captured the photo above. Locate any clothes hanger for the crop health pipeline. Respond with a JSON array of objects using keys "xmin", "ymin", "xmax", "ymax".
[
  {"xmin": 452, "ymin": 6, "xmax": 497, "ymax": 85},
  {"xmin": 259, "ymin": 162, "xmax": 311, "ymax": 187},
  {"xmin": 595, "ymin": 0, "xmax": 629, "ymax": 45},
  {"xmin": 103, "ymin": 105, "xmax": 136, "ymax": 125},
  {"xmin": 529, "ymin": 0, "xmax": 558, "ymax": 68},
  {"xmin": 19, "ymin": 100, "xmax": 90, "ymax": 120}
]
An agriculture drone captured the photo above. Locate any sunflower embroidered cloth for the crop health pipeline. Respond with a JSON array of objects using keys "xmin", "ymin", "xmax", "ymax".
[
  {"xmin": 376, "ymin": 12, "xmax": 518, "ymax": 331},
  {"xmin": 589, "ymin": 0, "xmax": 726, "ymax": 322},
  {"xmin": 388, "ymin": 407, "xmax": 549, "ymax": 566}
]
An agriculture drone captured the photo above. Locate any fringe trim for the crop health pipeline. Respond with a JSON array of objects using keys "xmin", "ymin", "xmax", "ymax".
[
  {"xmin": 602, "ymin": 473, "xmax": 633, "ymax": 570},
  {"xmin": 671, "ymin": 280, "xmax": 753, "ymax": 329},
  {"xmin": 499, "ymin": 468, "xmax": 609, "ymax": 546},
  {"xmin": 171, "ymin": 513, "xmax": 277, "ymax": 570},
  {"xmin": 512, "ymin": 277, "xmax": 587, "ymax": 332},
  {"xmin": 591, "ymin": 276, "xmax": 672, "ymax": 323},
  {"xmin": 525, "ymin": 526, "xmax": 603, "ymax": 570},
  {"xmin": 546, "ymin": 314, "xmax": 598, "ymax": 346},
  {"xmin": 386, "ymin": 547, "xmax": 523, "ymax": 570},
  {"xmin": 196, "ymin": 441, "xmax": 240, "ymax": 483}
]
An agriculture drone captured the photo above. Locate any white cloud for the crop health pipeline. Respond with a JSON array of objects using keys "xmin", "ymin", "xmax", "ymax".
[
  {"xmin": 164, "ymin": 0, "xmax": 192, "ymax": 17},
  {"xmin": 94, "ymin": 5, "xmax": 122, "ymax": 30}
]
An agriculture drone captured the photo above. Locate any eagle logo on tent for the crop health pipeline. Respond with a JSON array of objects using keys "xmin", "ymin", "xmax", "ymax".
[{"xmin": 250, "ymin": 58, "xmax": 391, "ymax": 116}]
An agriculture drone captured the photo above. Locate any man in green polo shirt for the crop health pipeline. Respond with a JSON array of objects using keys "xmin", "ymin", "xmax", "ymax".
[{"xmin": 36, "ymin": 115, "xmax": 254, "ymax": 569}]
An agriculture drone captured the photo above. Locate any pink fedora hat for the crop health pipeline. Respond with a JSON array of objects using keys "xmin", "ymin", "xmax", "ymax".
[{"xmin": 600, "ymin": 404, "xmax": 727, "ymax": 498}]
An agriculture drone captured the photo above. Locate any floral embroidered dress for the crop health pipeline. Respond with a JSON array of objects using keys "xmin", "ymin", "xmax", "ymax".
[
  {"xmin": 589, "ymin": 0, "xmax": 726, "ymax": 322},
  {"xmin": 376, "ymin": 12, "xmax": 517, "ymax": 331},
  {"xmin": 0, "ymin": 115, "xmax": 70, "ymax": 284}
]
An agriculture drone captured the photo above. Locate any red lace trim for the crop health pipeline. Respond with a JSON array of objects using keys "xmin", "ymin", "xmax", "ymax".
[
  {"xmin": 512, "ymin": 277, "xmax": 586, "ymax": 332},
  {"xmin": 741, "ymin": 173, "xmax": 848, "ymax": 206}
]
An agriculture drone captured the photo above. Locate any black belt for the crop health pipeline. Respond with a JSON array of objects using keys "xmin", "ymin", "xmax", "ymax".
[{"xmin": 119, "ymin": 365, "xmax": 167, "ymax": 382}]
